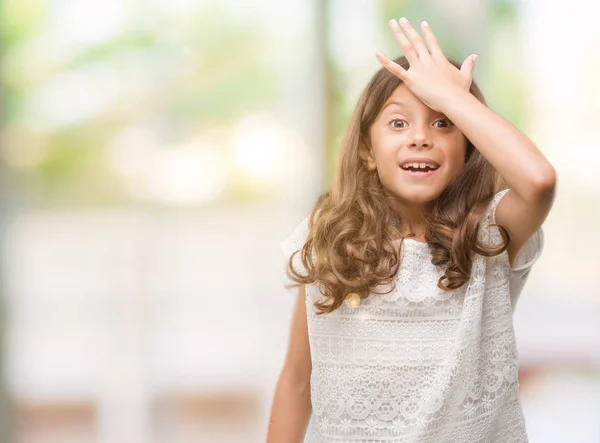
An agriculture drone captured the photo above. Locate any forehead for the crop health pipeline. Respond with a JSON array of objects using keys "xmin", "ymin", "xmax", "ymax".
[{"xmin": 381, "ymin": 84, "xmax": 432, "ymax": 113}]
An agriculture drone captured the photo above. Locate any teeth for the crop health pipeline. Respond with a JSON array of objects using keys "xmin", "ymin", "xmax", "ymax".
[{"xmin": 401, "ymin": 162, "xmax": 438, "ymax": 170}]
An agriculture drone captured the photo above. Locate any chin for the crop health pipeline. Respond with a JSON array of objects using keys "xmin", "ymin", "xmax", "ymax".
[
  {"xmin": 404, "ymin": 194, "xmax": 437, "ymax": 204},
  {"xmin": 391, "ymin": 188, "xmax": 440, "ymax": 204}
]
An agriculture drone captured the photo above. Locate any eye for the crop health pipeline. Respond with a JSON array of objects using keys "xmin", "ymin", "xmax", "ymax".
[
  {"xmin": 388, "ymin": 118, "xmax": 454, "ymax": 129},
  {"xmin": 388, "ymin": 119, "xmax": 407, "ymax": 129},
  {"xmin": 433, "ymin": 119, "xmax": 454, "ymax": 128}
]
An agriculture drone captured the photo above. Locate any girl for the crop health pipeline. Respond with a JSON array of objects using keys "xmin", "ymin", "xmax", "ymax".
[{"xmin": 267, "ymin": 17, "xmax": 556, "ymax": 443}]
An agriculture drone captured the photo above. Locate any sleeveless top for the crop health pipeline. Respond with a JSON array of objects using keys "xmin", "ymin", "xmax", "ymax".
[{"xmin": 279, "ymin": 189, "xmax": 544, "ymax": 443}]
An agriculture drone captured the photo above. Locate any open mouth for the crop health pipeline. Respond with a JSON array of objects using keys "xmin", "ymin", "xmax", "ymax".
[{"xmin": 400, "ymin": 164, "xmax": 440, "ymax": 178}]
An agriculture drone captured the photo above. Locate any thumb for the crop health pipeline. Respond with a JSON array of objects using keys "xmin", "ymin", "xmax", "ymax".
[{"xmin": 461, "ymin": 54, "xmax": 477, "ymax": 76}]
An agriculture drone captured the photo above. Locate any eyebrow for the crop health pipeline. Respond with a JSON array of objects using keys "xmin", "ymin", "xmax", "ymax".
[
  {"xmin": 382, "ymin": 101, "xmax": 447, "ymax": 117},
  {"xmin": 382, "ymin": 101, "xmax": 406, "ymax": 110}
]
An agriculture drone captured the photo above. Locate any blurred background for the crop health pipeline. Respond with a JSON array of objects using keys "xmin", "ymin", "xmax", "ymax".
[{"xmin": 0, "ymin": 0, "xmax": 598, "ymax": 442}]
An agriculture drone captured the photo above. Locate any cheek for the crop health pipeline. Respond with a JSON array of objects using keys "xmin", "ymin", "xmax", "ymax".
[
  {"xmin": 369, "ymin": 148, "xmax": 397, "ymax": 186},
  {"xmin": 445, "ymin": 139, "xmax": 468, "ymax": 169},
  {"xmin": 373, "ymin": 147, "xmax": 399, "ymax": 178}
]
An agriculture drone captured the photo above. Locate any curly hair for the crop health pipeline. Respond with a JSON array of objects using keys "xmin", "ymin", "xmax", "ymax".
[{"xmin": 285, "ymin": 55, "xmax": 510, "ymax": 315}]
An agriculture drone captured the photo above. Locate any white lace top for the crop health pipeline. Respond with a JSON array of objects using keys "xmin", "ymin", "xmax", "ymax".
[{"xmin": 280, "ymin": 189, "xmax": 544, "ymax": 443}]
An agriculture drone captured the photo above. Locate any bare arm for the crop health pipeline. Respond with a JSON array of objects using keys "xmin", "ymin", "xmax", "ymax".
[
  {"xmin": 440, "ymin": 90, "xmax": 557, "ymax": 267},
  {"xmin": 266, "ymin": 284, "xmax": 312, "ymax": 442}
]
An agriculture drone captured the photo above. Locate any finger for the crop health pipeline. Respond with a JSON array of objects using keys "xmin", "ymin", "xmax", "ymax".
[
  {"xmin": 461, "ymin": 54, "xmax": 477, "ymax": 77},
  {"xmin": 376, "ymin": 51, "xmax": 408, "ymax": 80},
  {"xmin": 460, "ymin": 54, "xmax": 477, "ymax": 88},
  {"xmin": 420, "ymin": 21, "xmax": 446, "ymax": 62},
  {"xmin": 388, "ymin": 19, "xmax": 418, "ymax": 65},
  {"xmin": 397, "ymin": 17, "xmax": 430, "ymax": 61}
]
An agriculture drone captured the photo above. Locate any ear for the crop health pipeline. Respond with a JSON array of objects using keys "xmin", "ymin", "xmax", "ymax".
[{"xmin": 359, "ymin": 139, "xmax": 377, "ymax": 171}]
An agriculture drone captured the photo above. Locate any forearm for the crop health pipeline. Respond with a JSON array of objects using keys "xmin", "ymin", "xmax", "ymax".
[
  {"xmin": 266, "ymin": 371, "xmax": 312, "ymax": 443},
  {"xmin": 441, "ymin": 89, "xmax": 556, "ymax": 199}
]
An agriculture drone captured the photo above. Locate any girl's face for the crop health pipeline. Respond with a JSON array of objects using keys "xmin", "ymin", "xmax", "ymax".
[{"xmin": 366, "ymin": 84, "xmax": 467, "ymax": 205}]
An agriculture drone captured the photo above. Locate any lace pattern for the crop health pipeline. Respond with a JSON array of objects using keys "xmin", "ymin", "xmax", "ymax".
[{"xmin": 279, "ymin": 189, "xmax": 544, "ymax": 442}]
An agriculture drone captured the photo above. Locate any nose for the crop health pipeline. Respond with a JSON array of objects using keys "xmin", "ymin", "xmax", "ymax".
[
  {"xmin": 410, "ymin": 138, "xmax": 429, "ymax": 149},
  {"xmin": 408, "ymin": 127, "xmax": 431, "ymax": 149}
]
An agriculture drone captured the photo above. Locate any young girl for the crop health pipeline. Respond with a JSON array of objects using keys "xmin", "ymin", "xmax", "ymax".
[{"xmin": 267, "ymin": 17, "xmax": 556, "ymax": 443}]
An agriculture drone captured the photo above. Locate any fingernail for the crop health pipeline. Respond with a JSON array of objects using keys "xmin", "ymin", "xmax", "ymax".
[
  {"xmin": 389, "ymin": 19, "xmax": 399, "ymax": 28},
  {"xmin": 422, "ymin": 20, "xmax": 429, "ymax": 27},
  {"xmin": 400, "ymin": 17, "xmax": 409, "ymax": 24},
  {"xmin": 473, "ymin": 54, "xmax": 478, "ymax": 62}
]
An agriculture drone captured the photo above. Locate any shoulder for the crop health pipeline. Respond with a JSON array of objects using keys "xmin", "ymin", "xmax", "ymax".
[
  {"xmin": 477, "ymin": 189, "xmax": 511, "ymax": 248},
  {"xmin": 478, "ymin": 188, "xmax": 545, "ymax": 274},
  {"xmin": 279, "ymin": 212, "xmax": 319, "ymax": 287},
  {"xmin": 485, "ymin": 189, "xmax": 510, "ymax": 222},
  {"xmin": 280, "ymin": 209, "xmax": 321, "ymax": 261},
  {"xmin": 280, "ymin": 215, "xmax": 310, "ymax": 255},
  {"xmin": 494, "ymin": 186, "xmax": 553, "ymax": 269}
]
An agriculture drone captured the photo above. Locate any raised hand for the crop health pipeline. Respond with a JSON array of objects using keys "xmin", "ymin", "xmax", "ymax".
[{"xmin": 376, "ymin": 18, "xmax": 477, "ymax": 112}]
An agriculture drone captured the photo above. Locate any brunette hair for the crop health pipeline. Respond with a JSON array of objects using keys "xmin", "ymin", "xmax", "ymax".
[{"xmin": 286, "ymin": 55, "xmax": 509, "ymax": 315}]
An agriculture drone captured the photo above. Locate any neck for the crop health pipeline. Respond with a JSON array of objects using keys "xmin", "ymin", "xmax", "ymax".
[{"xmin": 394, "ymin": 204, "xmax": 426, "ymax": 236}]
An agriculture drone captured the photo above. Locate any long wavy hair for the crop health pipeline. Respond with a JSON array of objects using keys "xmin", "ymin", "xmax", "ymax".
[{"xmin": 286, "ymin": 55, "xmax": 509, "ymax": 315}]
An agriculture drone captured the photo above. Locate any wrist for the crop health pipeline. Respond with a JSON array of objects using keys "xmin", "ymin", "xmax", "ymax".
[{"xmin": 437, "ymin": 88, "xmax": 477, "ymax": 115}]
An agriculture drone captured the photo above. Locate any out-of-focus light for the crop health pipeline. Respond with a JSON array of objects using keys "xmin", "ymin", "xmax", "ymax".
[
  {"xmin": 54, "ymin": 0, "xmax": 126, "ymax": 49},
  {"xmin": 231, "ymin": 113, "xmax": 308, "ymax": 190},
  {"xmin": 110, "ymin": 49, "xmax": 161, "ymax": 98},
  {"xmin": 28, "ymin": 63, "xmax": 122, "ymax": 129},
  {"xmin": 0, "ymin": 124, "xmax": 50, "ymax": 168},
  {"xmin": 106, "ymin": 126, "xmax": 159, "ymax": 180},
  {"xmin": 106, "ymin": 128, "xmax": 227, "ymax": 205},
  {"xmin": 547, "ymin": 133, "xmax": 600, "ymax": 192},
  {"xmin": 141, "ymin": 142, "xmax": 227, "ymax": 204},
  {"xmin": 154, "ymin": 0, "xmax": 203, "ymax": 16}
]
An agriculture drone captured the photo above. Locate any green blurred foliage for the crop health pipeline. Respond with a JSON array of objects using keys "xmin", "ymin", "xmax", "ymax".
[
  {"xmin": 0, "ymin": 0, "xmax": 46, "ymax": 46},
  {"xmin": 0, "ymin": 2, "xmax": 278, "ymax": 206}
]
